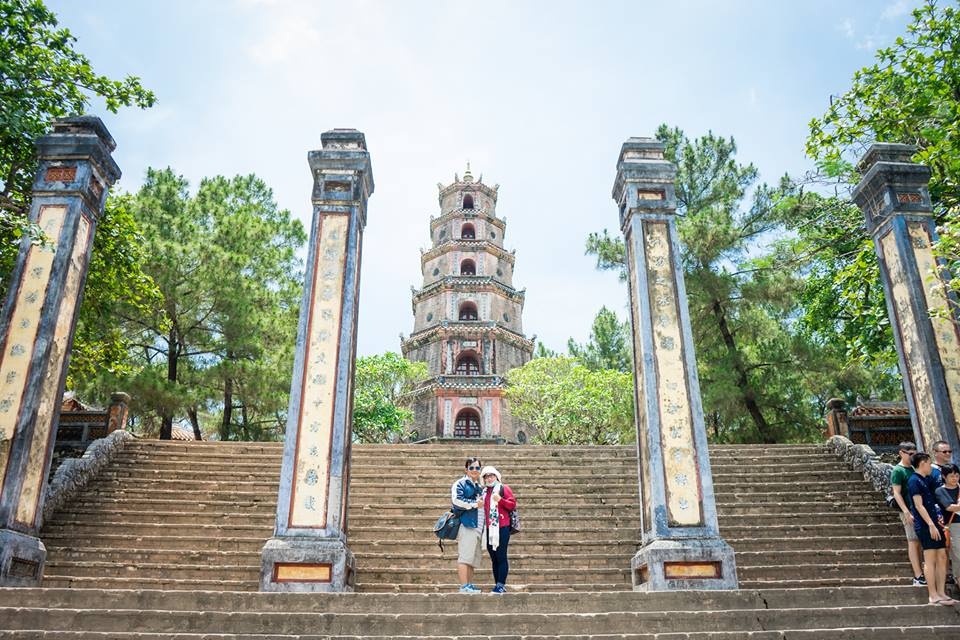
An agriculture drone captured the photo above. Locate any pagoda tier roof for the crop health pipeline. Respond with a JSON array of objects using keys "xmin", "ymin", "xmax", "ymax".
[
  {"xmin": 421, "ymin": 239, "xmax": 516, "ymax": 265},
  {"xmin": 412, "ymin": 276, "xmax": 525, "ymax": 305},
  {"xmin": 430, "ymin": 208, "xmax": 506, "ymax": 232},
  {"xmin": 401, "ymin": 321, "xmax": 535, "ymax": 352},
  {"xmin": 438, "ymin": 177, "xmax": 499, "ymax": 201},
  {"xmin": 407, "ymin": 374, "xmax": 508, "ymax": 397}
]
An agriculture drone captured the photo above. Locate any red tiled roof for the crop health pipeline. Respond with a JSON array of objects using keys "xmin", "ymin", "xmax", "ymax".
[{"xmin": 850, "ymin": 402, "xmax": 910, "ymax": 417}]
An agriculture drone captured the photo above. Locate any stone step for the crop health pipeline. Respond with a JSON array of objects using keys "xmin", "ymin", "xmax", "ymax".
[
  {"xmin": 736, "ymin": 561, "xmax": 909, "ymax": 580},
  {"xmin": 719, "ymin": 522, "xmax": 903, "ymax": 538},
  {"xmin": 44, "ymin": 562, "xmax": 634, "ymax": 587},
  {"xmin": 41, "ymin": 534, "xmax": 640, "ymax": 555},
  {"xmin": 0, "ymin": 585, "xmax": 930, "ymax": 614},
  {"xmin": 1, "ymin": 603, "xmax": 956, "ymax": 636},
  {"xmin": 726, "ymin": 535, "xmax": 903, "ymax": 552},
  {"xmin": 45, "ymin": 549, "xmax": 649, "ymax": 571},
  {"xmin": 57, "ymin": 495, "xmax": 643, "ymax": 511},
  {"xmin": 3, "ymin": 631, "xmax": 960, "ymax": 640}
]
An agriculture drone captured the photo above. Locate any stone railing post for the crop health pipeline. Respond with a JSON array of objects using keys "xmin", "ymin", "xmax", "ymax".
[
  {"xmin": 260, "ymin": 129, "xmax": 373, "ymax": 592},
  {"xmin": 106, "ymin": 392, "xmax": 130, "ymax": 434},
  {"xmin": 613, "ymin": 137, "xmax": 738, "ymax": 590},
  {"xmin": 824, "ymin": 398, "xmax": 849, "ymax": 439},
  {"xmin": 0, "ymin": 116, "xmax": 119, "ymax": 586},
  {"xmin": 852, "ymin": 143, "xmax": 960, "ymax": 454}
]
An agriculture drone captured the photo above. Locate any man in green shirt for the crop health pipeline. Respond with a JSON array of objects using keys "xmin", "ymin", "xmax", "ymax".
[{"xmin": 891, "ymin": 441, "xmax": 924, "ymax": 585}]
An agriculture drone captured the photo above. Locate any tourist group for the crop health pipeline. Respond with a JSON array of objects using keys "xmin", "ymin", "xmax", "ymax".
[{"xmin": 890, "ymin": 440, "xmax": 960, "ymax": 605}]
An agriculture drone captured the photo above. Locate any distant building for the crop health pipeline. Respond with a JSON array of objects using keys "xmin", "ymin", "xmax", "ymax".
[{"xmin": 401, "ymin": 166, "xmax": 534, "ymax": 442}]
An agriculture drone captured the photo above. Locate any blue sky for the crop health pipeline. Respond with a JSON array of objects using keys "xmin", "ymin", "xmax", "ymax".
[{"xmin": 50, "ymin": 0, "xmax": 922, "ymax": 356}]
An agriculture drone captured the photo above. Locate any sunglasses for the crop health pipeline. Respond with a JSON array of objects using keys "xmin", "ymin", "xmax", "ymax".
[{"xmin": 468, "ymin": 466, "xmax": 481, "ymax": 471}]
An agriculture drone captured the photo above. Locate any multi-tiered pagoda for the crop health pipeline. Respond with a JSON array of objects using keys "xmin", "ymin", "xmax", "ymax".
[{"xmin": 401, "ymin": 166, "xmax": 534, "ymax": 443}]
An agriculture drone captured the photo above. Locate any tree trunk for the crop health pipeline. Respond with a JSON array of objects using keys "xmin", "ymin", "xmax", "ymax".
[
  {"xmin": 159, "ymin": 329, "xmax": 178, "ymax": 440},
  {"xmin": 221, "ymin": 376, "xmax": 233, "ymax": 441},
  {"xmin": 710, "ymin": 299, "xmax": 775, "ymax": 444},
  {"xmin": 187, "ymin": 406, "xmax": 202, "ymax": 441}
]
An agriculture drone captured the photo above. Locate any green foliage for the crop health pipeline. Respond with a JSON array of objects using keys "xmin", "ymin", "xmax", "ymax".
[
  {"xmin": 67, "ymin": 194, "xmax": 163, "ymax": 389},
  {"xmin": 352, "ymin": 352, "xmax": 428, "ymax": 444},
  {"xmin": 91, "ymin": 168, "xmax": 306, "ymax": 441},
  {"xmin": 567, "ymin": 306, "xmax": 632, "ymax": 373},
  {"xmin": 505, "ymin": 357, "xmax": 634, "ymax": 445},
  {"xmin": 801, "ymin": 0, "xmax": 960, "ymax": 375},
  {"xmin": 585, "ymin": 125, "xmax": 888, "ymax": 443},
  {"xmin": 0, "ymin": 0, "xmax": 155, "ymax": 285},
  {"xmin": 807, "ymin": 1, "xmax": 960, "ymax": 210},
  {"xmin": 533, "ymin": 341, "xmax": 559, "ymax": 359}
]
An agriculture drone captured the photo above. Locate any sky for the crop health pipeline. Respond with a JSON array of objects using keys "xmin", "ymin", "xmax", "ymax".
[{"xmin": 49, "ymin": 0, "xmax": 923, "ymax": 356}]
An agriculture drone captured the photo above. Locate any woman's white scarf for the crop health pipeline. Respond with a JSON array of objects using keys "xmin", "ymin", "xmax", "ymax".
[{"xmin": 482, "ymin": 481, "xmax": 503, "ymax": 551}]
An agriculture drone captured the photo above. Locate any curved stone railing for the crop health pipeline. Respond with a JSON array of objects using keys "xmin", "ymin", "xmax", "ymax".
[
  {"xmin": 41, "ymin": 429, "xmax": 134, "ymax": 529},
  {"xmin": 823, "ymin": 434, "xmax": 893, "ymax": 495}
]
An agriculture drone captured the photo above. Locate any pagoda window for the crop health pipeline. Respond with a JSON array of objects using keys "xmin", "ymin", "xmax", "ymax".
[
  {"xmin": 454, "ymin": 409, "xmax": 481, "ymax": 438},
  {"xmin": 459, "ymin": 302, "xmax": 478, "ymax": 321},
  {"xmin": 463, "ymin": 194, "xmax": 474, "ymax": 209},
  {"xmin": 461, "ymin": 223, "xmax": 475, "ymax": 239},
  {"xmin": 455, "ymin": 354, "xmax": 481, "ymax": 376},
  {"xmin": 460, "ymin": 259, "xmax": 476, "ymax": 275}
]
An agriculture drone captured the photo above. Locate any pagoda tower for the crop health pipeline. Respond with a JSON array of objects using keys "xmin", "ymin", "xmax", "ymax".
[{"xmin": 401, "ymin": 165, "xmax": 534, "ymax": 443}]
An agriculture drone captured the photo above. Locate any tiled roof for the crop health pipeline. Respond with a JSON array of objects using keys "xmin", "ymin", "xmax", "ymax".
[{"xmin": 850, "ymin": 402, "xmax": 910, "ymax": 417}]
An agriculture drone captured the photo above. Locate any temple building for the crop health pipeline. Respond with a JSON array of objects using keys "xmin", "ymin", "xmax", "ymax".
[{"xmin": 401, "ymin": 165, "xmax": 534, "ymax": 442}]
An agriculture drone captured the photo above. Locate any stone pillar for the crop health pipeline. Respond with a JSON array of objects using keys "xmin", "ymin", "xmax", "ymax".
[
  {"xmin": 824, "ymin": 398, "xmax": 849, "ymax": 439},
  {"xmin": 613, "ymin": 137, "xmax": 738, "ymax": 591},
  {"xmin": 0, "ymin": 116, "xmax": 120, "ymax": 586},
  {"xmin": 106, "ymin": 392, "xmax": 130, "ymax": 434},
  {"xmin": 260, "ymin": 129, "xmax": 373, "ymax": 592},
  {"xmin": 853, "ymin": 143, "xmax": 960, "ymax": 454}
]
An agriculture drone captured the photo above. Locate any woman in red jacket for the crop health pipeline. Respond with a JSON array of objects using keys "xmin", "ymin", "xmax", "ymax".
[{"xmin": 480, "ymin": 465, "xmax": 516, "ymax": 593}]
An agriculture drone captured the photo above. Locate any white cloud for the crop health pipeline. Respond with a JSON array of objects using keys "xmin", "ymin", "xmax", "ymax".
[
  {"xmin": 838, "ymin": 18, "xmax": 855, "ymax": 39},
  {"xmin": 882, "ymin": 0, "xmax": 911, "ymax": 20}
]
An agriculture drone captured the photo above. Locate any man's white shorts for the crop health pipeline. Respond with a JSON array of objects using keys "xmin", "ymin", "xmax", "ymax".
[{"xmin": 456, "ymin": 525, "xmax": 483, "ymax": 567}]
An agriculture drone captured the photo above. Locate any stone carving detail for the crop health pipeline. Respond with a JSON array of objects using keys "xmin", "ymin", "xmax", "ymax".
[
  {"xmin": 824, "ymin": 435, "xmax": 892, "ymax": 495},
  {"xmin": 44, "ymin": 166, "xmax": 76, "ymax": 182},
  {"xmin": 42, "ymin": 430, "xmax": 133, "ymax": 529}
]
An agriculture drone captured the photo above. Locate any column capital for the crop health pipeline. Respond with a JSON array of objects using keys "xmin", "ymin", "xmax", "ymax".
[
  {"xmin": 309, "ymin": 129, "xmax": 374, "ymax": 225},
  {"xmin": 32, "ymin": 116, "xmax": 121, "ymax": 217},
  {"xmin": 852, "ymin": 143, "xmax": 933, "ymax": 236},
  {"xmin": 612, "ymin": 137, "xmax": 677, "ymax": 232}
]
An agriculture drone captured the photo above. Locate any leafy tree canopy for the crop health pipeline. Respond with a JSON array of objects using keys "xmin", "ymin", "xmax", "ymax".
[
  {"xmin": 802, "ymin": 0, "xmax": 960, "ymax": 368},
  {"xmin": 567, "ymin": 306, "xmax": 632, "ymax": 373},
  {"xmin": 353, "ymin": 352, "xmax": 428, "ymax": 443},
  {"xmin": 0, "ymin": 0, "xmax": 155, "ymax": 279},
  {"xmin": 505, "ymin": 357, "xmax": 634, "ymax": 445}
]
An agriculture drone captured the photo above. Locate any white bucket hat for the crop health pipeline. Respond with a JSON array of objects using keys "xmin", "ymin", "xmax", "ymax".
[{"xmin": 480, "ymin": 465, "xmax": 501, "ymax": 481}]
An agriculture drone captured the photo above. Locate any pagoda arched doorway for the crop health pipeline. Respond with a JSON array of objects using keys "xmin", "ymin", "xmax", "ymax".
[{"xmin": 454, "ymin": 409, "xmax": 481, "ymax": 438}]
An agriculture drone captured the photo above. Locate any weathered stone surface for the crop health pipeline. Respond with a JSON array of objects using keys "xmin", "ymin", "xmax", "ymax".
[
  {"xmin": 42, "ymin": 430, "xmax": 133, "ymax": 528},
  {"xmin": 824, "ymin": 435, "xmax": 893, "ymax": 495}
]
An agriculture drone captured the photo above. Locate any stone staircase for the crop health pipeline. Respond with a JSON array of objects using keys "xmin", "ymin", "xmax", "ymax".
[{"xmin": 0, "ymin": 440, "xmax": 956, "ymax": 637}]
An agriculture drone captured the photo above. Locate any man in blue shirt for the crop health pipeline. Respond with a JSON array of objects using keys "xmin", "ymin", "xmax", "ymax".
[
  {"xmin": 908, "ymin": 452, "xmax": 956, "ymax": 605},
  {"xmin": 450, "ymin": 457, "xmax": 484, "ymax": 593}
]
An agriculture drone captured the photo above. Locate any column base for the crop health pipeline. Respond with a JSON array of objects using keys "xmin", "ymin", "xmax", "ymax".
[
  {"xmin": 631, "ymin": 537, "xmax": 738, "ymax": 591},
  {"xmin": 0, "ymin": 529, "xmax": 46, "ymax": 587},
  {"xmin": 260, "ymin": 536, "xmax": 355, "ymax": 592}
]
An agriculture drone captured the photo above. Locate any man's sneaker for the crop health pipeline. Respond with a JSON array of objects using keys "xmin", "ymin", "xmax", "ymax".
[
  {"xmin": 913, "ymin": 575, "xmax": 927, "ymax": 586},
  {"xmin": 459, "ymin": 584, "xmax": 481, "ymax": 594},
  {"xmin": 492, "ymin": 583, "xmax": 506, "ymax": 594},
  {"xmin": 948, "ymin": 574, "xmax": 957, "ymax": 585}
]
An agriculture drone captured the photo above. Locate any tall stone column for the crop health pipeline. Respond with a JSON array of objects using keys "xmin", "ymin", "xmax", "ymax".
[
  {"xmin": 613, "ymin": 138, "xmax": 738, "ymax": 590},
  {"xmin": 853, "ymin": 143, "xmax": 960, "ymax": 454},
  {"xmin": 260, "ymin": 129, "xmax": 373, "ymax": 592},
  {"xmin": 0, "ymin": 116, "xmax": 120, "ymax": 586}
]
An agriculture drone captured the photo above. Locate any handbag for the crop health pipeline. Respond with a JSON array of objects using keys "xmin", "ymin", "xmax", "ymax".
[
  {"xmin": 509, "ymin": 508, "xmax": 521, "ymax": 534},
  {"xmin": 433, "ymin": 509, "xmax": 462, "ymax": 552}
]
